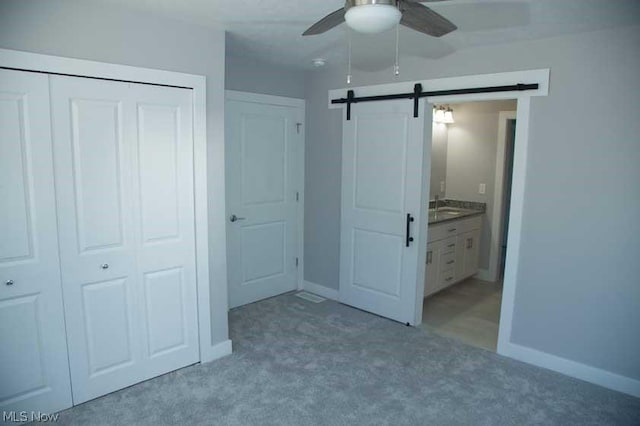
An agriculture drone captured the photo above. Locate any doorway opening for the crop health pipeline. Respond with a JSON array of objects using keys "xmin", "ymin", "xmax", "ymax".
[{"xmin": 422, "ymin": 100, "xmax": 517, "ymax": 352}]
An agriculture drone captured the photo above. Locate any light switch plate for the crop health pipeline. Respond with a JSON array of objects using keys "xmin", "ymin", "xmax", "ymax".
[
  {"xmin": 440, "ymin": 181, "xmax": 445, "ymax": 192},
  {"xmin": 479, "ymin": 183, "xmax": 486, "ymax": 194}
]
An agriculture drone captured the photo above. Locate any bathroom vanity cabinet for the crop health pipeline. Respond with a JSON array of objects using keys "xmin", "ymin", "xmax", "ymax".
[{"xmin": 424, "ymin": 215, "xmax": 482, "ymax": 297}]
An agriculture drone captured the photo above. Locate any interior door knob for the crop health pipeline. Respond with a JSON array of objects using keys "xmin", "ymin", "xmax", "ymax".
[
  {"xmin": 101, "ymin": 264, "xmax": 109, "ymax": 270},
  {"xmin": 230, "ymin": 214, "xmax": 246, "ymax": 223},
  {"xmin": 5, "ymin": 280, "xmax": 14, "ymax": 286}
]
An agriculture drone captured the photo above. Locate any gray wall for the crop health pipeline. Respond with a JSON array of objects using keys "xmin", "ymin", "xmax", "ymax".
[
  {"xmin": 445, "ymin": 100, "xmax": 517, "ymax": 270},
  {"xmin": 0, "ymin": 0, "xmax": 229, "ymax": 347},
  {"xmin": 304, "ymin": 73, "xmax": 344, "ymax": 289},
  {"xmin": 429, "ymin": 123, "xmax": 448, "ymax": 200},
  {"xmin": 226, "ymin": 55, "xmax": 306, "ymax": 99},
  {"xmin": 303, "ymin": 24, "xmax": 640, "ymax": 381}
]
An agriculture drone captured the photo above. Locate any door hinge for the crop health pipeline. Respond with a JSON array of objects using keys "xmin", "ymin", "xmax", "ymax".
[
  {"xmin": 295, "ymin": 257, "xmax": 299, "ymax": 267},
  {"xmin": 296, "ymin": 191, "xmax": 299, "ymax": 202},
  {"xmin": 296, "ymin": 122, "xmax": 302, "ymax": 134}
]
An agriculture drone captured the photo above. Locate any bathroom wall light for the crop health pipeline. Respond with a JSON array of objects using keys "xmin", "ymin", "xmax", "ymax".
[
  {"xmin": 433, "ymin": 105, "xmax": 454, "ymax": 124},
  {"xmin": 443, "ymin": 107, "xmax": 455, "ymax": 124},
  {"xmin": 433, "ymin": 107, "xmax": 445, "ymax": 123}
]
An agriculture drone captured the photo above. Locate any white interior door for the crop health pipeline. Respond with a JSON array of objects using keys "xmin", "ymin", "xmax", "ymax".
[
  {"xmin": 340, "ymin": 99, "xmax": 430, "ymax": 325},
  {"xmin": 226, "ymin": 96, "xmax": 302, "ymax": 308},
  {"xmin": 50, "ymin": 75, "xmax": 199, "ymax": 404},
  {"xmin": 0, "ymin": 69, "xmax": 72, "ymax": 414},
  {"xmin": 131, "ymin": 83, "xmax": 199, "ymax": 380}
]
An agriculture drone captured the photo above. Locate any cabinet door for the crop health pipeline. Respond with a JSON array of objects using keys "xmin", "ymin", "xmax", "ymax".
[
  {"xmin": 455, "ymin": 233, "xmax": 467, "ymax": 279},
  {"xmin": 424, "ymin": 241, "xmax": 440, "ymax": 297},
  {"xmin": 456, "ymin": 229, "xmax": 481, "ymax": 280},
  {"xmin": 463, "ymin": 229, "xmax": 481, "ymax": 277},
  {"xmin": 0, "ymin": 70, "xmax": 72, "ymax": 414}
]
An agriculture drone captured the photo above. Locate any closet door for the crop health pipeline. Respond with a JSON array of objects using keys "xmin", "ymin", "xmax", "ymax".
[
  {"xmin": 50, "ymin": 76, "xmax": 143, "ymax": 404},
  {"xmin": 0, "ymin": 69, "xmax": 72, "ymax": 413},
  {"xmin": 130, "ymin": 84, "xmax": 199, "ymax": 380},
  {"xmin": 50, "ymin": 75, "xmax": 199, "ymax": 404}
]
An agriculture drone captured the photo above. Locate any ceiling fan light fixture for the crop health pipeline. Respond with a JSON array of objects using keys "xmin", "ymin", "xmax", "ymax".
[{"xmin": 345, "ymin": 4, "xmax": 402, "ymax": 34}]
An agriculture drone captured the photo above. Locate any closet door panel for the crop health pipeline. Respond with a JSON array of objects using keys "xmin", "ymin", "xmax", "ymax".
[
  {"xmin": 69, "ymin": 99, "xmax": 125, "ymax": 251},
  {"xmin": 50, "ymin": 76, "xmax": 142, "ymax": 404},
  {"xmin": 132, "ymin": 85, "xmax": 199, "ymax": 377},
  {"xmin": 51, "ymin": 75, "xmax": 199, "ymax": 404},
  {"xmin": 0, "ymin": 69, "xmax": 72, "ymax": 414}
]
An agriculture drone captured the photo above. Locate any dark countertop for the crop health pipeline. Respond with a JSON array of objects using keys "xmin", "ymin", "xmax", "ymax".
[{"xmin": 428, "ymin": 207, "xmax": 484, "ymax": 225}]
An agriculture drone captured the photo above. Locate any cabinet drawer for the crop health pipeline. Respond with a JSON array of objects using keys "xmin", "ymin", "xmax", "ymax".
[
  {"xmin": 441, "ymin": 236, "xmax": 457, "ymax": 253},
  {"xmin": 439, "ymin": 251, "xmax": 456, "ymax": 270},
  {"xmin": 439, "ymin": 268, "xmax": 456, "ymax": 289},
  {"xmin": 428, "ymin": 222, "xmax": 460, "ymax": 242}
]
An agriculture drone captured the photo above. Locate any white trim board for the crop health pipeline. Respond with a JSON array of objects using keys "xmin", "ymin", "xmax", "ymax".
[
  {"xmin": 0, "ymin": 48, "xmax": 229, "ymax": 365},
  {"xmin": 202, "ymin": 339, "xmax": 233, "ymax": 364},
  {"xmin": 226, "ymin": 90, "xmax": 305, "ymax": 109},
  {"xmin": 475, "ymin": 269, "xmax": 492, "ymax": 282},
  {"xmin": 302, "ymin": 281, "xmax": 339, "ymax": 301},
  {"xmin": 501, "ymin": 342, "xmax": 640, "ymax": 398},
  {"xmin": 488, "ymin": 111, "xmax": 517, "ymax": 283}
]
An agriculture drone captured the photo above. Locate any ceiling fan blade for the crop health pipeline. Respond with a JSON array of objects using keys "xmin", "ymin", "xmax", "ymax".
[
  {"xmin": 400, "ymin": 1, "xmax": 457, "ymax": 37},
  {"xmin": 303, "ymin": 8, "xmax": 346, "ymax": 36}
]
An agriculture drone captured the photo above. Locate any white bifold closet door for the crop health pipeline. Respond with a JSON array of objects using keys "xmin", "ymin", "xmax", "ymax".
[
  {"xmin": 50, "ymin": 75, "xmax": 199, "ymax": 404},
  {"xmin": 0, "ymin": 69, "xmax": 72, "ymax": 414}
]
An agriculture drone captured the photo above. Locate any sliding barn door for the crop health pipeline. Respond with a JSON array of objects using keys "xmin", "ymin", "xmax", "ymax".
[
  {"xmin": 339, "ymin": 99, "xmax": 430, "ymax": 325},
  {"xmin": 50, "ymin": 75, "xmax": 199, "ymax": 404},
  {"xmin": 0, "ymin": 69, "xmax": 72, "ymax": 414}
]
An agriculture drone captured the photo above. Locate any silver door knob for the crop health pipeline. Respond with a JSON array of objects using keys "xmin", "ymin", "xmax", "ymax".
[
  {"xmin": 5, "ymin": 280, "xmax": 14, "ymax": 286},
  {"xmin": 229, "ymin": 214, "xmax": 246, "ymax": 223},
  {"xmin": 101, "ymin": 264, "xmax": 109, "ymax": 270}
]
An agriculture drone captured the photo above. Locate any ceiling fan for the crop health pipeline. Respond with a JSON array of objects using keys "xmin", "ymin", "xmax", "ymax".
[{"xmin": 303, "ymin": 0, "xmax": 457, "ymax": 37}]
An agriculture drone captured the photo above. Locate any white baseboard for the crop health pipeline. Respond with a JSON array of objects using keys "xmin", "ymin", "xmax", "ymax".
[
  {"xmin": 475, "ymin": 268, "xmax": 496, "ymax": 282},
  {"xmin": 200, "ymin": 339, "xmax": 232, "ymax": 364},
  {"xmin": 499, "ymin": 341, "xmax": 640, "ymax": 398},
  {"xmin": 302, "ymin": 280, "xmax": 339, "ymax": 301}
]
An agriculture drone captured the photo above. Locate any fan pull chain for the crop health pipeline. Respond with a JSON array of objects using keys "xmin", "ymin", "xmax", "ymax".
[
  {"xmin": 394, "ymin": 24, "xmax": 400, "ymax": 77},
  {"xmin": 347, "ymin": 29, "xmax": 353, "ymax": 85}
]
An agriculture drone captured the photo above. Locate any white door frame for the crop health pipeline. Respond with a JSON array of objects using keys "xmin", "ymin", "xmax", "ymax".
[
  {"xmin": 224, "ymin": 90, "xmax": 306, "ymax": 292},
  {"xmin": 0, "ymin": 48, "xmax": 230, "ymax": 364},
  {"xmin": 329, "ymin": 68, "xmax": 549, "ymax": 343},
  {"xmin": 487, "ymin": 111, "xmax": 517, "ymax": 283}
]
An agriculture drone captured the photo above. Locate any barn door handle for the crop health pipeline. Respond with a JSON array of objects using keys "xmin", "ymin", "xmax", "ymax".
[
  {"xmin": 230, "ymin": 214, "xmax": 246, "ymax": 223},
  {"xmin": 406, "ymin": 213, "xmax": 415, "ymax": 247}
]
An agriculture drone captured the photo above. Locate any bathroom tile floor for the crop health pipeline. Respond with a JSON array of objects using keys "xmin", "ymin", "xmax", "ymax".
[{"xmin": 422, "ymin": 277, "xmax": 503, "ymax": 351}]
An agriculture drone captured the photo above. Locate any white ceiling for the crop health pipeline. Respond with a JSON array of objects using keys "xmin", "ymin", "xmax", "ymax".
[{"xmin": 93, "ymin": 0, "xmax": 639, "ymax": 70}]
